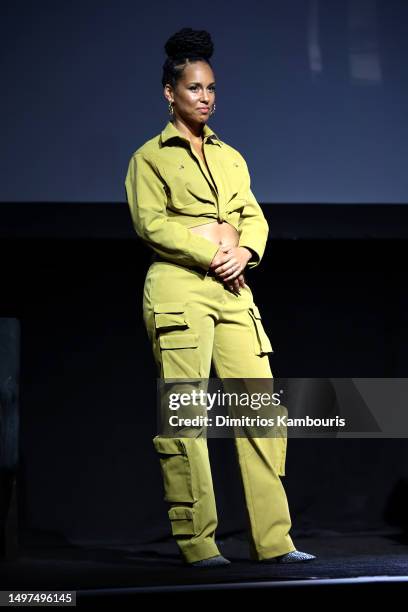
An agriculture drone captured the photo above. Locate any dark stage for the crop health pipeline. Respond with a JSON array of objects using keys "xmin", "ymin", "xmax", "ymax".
[
  {"xmin": 1, "ymin": 203, "xmax": 408, "ymax": 602},
  {"xmin": 1, "ymin": 531, "xmax": 408, "ymax": 602}
]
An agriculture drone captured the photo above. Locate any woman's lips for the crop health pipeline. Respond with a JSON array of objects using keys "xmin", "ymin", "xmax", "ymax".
[{"xmin": 198, "ymin": 107, "xmax": 209, "ymax": 113}]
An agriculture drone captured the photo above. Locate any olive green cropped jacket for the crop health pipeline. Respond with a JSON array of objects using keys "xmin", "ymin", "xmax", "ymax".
[{"xmin": 125, "ymin": 120, "xmax": 269, "ymax": 272}]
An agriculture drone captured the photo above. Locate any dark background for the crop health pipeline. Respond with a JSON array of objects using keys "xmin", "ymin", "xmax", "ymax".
[
  {"xmin": 1, "ymin": 0, "xmax": 408, "ymax": 203},
  {"xmin": 2, "ymin": 205, "xmax": 408, "ymax": 548}
]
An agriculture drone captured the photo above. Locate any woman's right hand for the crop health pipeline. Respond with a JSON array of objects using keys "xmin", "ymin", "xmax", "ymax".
[
  {"xmin": 225, "ymin": 272, "xmax": 246, "ymax": 295},
  {"xmin": 210, "ymin": 244, "xmax": 247, "ymax": 294}
]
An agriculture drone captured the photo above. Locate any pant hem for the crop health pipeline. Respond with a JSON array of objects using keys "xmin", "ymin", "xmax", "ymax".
[
  {"xmin": 180, "ymin": 541, "xmax": 221, "ymax": 564},
  {"xmin": 250, "ymin": 539, "xmax": 296, "ymax": 561}
]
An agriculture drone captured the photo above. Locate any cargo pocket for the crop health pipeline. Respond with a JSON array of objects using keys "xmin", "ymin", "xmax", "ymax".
[
  {"xmin": 248, "ymin": 304, "xmax": 274, "ymax": 356},
  {"xmin": 153, "ymin": 302, "xmax": 201, "ymax": 378},
  {"xmin": 159, "ymin": 332, "xmax": 200, "ymax": 378},
  {"xmin": 154, "ymin": 302, "xmax": 189, "ymax": 332},
  {"xmin": 168, "ymin": 506, "xmax": 195, "ymax": 536},
  {"xmin": 153, "ymin": 436, "xmax": 197, "ymax": 504}
]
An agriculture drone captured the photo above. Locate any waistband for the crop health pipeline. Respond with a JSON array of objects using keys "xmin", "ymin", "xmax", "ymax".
[{"xmin": 150, "ymin": 254, "xmax": 216, "ymax": 277}]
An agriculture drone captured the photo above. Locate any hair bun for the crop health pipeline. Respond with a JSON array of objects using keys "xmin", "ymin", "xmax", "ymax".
[{"xmin": 164, "ymin": 27, "xmax": 214, "ymax": 61}]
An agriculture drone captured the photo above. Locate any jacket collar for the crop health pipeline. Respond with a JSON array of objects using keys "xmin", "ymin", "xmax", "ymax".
[{"xmin": 160, "ymin": 120, "xmax": 222, "ymax": 147}]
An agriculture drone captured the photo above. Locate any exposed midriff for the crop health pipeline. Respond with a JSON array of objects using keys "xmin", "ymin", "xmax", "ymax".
[{"xmin": 189, "ymin": 219, "xmax": 240, "ymax": 249}]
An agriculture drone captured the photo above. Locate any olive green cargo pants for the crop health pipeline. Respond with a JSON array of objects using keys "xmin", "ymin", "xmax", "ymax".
[{"xmin": 143, "ymin": 258, "xmax": 295, "ymax": 563}]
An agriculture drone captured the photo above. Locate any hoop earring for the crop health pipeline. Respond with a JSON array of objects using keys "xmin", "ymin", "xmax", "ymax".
[
  {"xmin": 168, "ymin": 101, "xmax": 174, "ymax": 117},
  {"xmin": 210, "ymin": 103, "xmax": 216, "ymax": 116}
]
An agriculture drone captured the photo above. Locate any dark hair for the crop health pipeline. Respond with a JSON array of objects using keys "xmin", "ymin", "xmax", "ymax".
[{"xmin": 162, "ymin": 27, "xmax": 214, "ymax": 89}]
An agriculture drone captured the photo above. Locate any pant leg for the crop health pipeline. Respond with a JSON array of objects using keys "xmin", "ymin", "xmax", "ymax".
[
  {"xmin": 143, "ymin": 261, "xmax": 220, "ymax": 563},
  {"xmin": 211, "ymin": 282, "xmax": 296, "ymax": 560}
]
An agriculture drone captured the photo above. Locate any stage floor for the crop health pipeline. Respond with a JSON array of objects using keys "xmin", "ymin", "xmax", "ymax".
[{"xmin": 1, "ymin": 532, "xmax": 408, "ymax": 597}]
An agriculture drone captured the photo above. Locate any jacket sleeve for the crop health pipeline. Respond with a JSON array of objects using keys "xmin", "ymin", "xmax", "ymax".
[
  {"xmin": 236, "ymin": 155, "xmax": 269, "ymax": 269},
  {"xmin": 125, "ymin": 152, "xmax": 219, "ymax": 270}
]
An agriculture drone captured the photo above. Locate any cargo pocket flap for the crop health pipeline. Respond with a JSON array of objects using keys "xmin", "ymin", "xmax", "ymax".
[
  {"xmin": 155, "ymin": 312, "xmax": 187, "ymax": 329},
  {"xmin": 249, "ymin": 304, "xmax": 273, "ymax": 354},
  {"xmin": 168, "ymin": 506, "xmax": 194, "ymax": 521},
  {"xmin": 250, "ymin": 304, "xmax": 262, "ymax": 319},
  {"xmin": 154, "ymin": 303, "xmax": 189, "ymax": 331},
  {"xmin": 153, "ymin": 436, "xmax": 186, "ymax": 455},
  {"xmin": 159, "ymin": 332, "xmax": 199, "ymax": 350},
  {"xmin": 168, "ymin": 506, "xmax": 195, "ymax": 536}
]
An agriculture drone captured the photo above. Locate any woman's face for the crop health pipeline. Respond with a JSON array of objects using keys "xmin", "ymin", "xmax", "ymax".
[{"xmin": 165, "ymin": 61, "xmax": 216, "ymax": 126}]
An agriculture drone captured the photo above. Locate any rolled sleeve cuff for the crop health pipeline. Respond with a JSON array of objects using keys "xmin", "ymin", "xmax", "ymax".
[
  {"xmin": 239, "ymin": 241, "xmax": 262, "ymax": 269},
  {"xmin": 199, "ymin": 241, "xmax": 220, "ymax": 272}
]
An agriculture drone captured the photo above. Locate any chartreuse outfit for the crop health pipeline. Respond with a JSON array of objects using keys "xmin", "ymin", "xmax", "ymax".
[{"xmin": 125, "ymin": 120, "xmax": 295, "ymax": 563}]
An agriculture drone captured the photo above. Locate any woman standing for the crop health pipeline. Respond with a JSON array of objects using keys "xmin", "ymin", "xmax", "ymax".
[{"xmin": 125, "ymin": 27, "xmax": 315, "ymax": 567}]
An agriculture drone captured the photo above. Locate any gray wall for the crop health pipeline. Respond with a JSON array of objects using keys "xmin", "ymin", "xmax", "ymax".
[{"xmin": 1, "ymin": 0, "xmax": 408, "ymax": 204}]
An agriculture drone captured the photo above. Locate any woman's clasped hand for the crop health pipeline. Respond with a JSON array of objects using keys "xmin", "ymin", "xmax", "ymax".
[{"xmin": 208, "ymin": 243, "xmax": 252, "ymax": 294}]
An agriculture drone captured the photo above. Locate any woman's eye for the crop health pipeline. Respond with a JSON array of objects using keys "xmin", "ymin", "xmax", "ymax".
[{"xmin": 189, "ymin": 86, "xmax": 216, "ymax": 92}]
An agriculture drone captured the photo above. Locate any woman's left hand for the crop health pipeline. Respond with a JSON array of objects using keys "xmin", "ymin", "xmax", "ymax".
[{"xmin": 212, "ymin": 246, "xmax": 252, "ymax": 282}]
